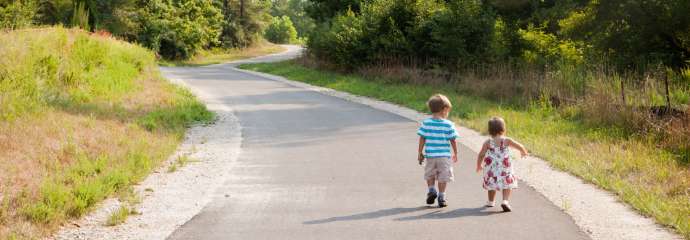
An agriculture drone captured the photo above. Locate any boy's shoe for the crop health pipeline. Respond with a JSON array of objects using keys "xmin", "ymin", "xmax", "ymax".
[
  {"xmin": 438, "ymin": 196, "xmax": 448, "ymax": 208},
  {"xmin": 485, "ymin": 201, "xmax": 495, "ymax": 207},
  {"xmin": 426, "ymin": 191, "xmax": 438, "ymax": 205},
  {"xmin": 501, "ymin": 202, "xmax": 512, "ymax": 212}
]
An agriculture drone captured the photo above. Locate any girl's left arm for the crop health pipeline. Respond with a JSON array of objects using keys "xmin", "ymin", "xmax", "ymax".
[{"xmin": 507, "ymin": 138, "xmax": 529, "ymax": 157}]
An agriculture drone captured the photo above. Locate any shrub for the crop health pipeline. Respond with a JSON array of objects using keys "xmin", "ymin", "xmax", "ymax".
[
  {"xmin": 137, "ymin": 0, "xmax": 223, "ymax": 59},
  {"xmin": 264, "ymin": 16, "xmax": 298, "ymax": 44},
  {"xmin": 307, "ymin": 0, "xmax": 496, "ymax": 69},
  {"xmin": 0, "ymin": 0, "xmax": 36, "ymax": 30}
]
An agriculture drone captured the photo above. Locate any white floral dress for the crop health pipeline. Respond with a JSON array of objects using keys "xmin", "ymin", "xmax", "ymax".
[{"xmin": 482, "ymin": 137, "xmax": 518, "ymax": 190}]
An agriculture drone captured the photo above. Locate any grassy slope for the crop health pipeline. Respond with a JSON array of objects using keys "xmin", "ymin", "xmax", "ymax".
[
  {"xmin": 158, "ymin": 42, "xmax": 285, "ymax": 67},
  {"xmin": 0, "ymin": 27, "xmax": 213, "ymax": 239},
  {"xmin": 239, "ymin": 60, "xmax": 690, "ymax": 239}
]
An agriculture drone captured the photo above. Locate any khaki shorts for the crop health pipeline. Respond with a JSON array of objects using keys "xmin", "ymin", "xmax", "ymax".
[{"xmin": 424, "ymin": 157, "xmax": 454, "ymax": 182}]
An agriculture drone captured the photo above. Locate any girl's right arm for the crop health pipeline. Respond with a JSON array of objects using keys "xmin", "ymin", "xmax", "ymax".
[{"xmin": 476, "ymin": 141, "xmax": 489, "ymax": 172}]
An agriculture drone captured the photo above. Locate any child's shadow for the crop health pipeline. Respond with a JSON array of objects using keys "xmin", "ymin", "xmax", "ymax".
[
  {"xmin": 303, "ymin": 206, "xmax": 431, "ymax": 224},
  {"xmin": 303, "ymin": 206, "xmax": 499, "ymax": 225},
  {"xmin": 394, "ymin": 207, "xmax": 501, "ymax": 221}
]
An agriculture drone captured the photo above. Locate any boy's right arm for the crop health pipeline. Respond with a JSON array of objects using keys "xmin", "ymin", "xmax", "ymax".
[{"xmin": 418, "ymin": 136, "xmax": 426, "ymax": 165}]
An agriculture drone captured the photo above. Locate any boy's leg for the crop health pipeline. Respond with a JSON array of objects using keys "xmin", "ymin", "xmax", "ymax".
[
  {"xmin": 436, "ymin": 157, "xmax": 453, "ymax": 208},
  {"xmin": 427, "ymin": 178, "xmax": 436, "ymax": 188},
  {"xmin": 426, "ymin": 178, "xmax": 438, "ymax": 204},
  {"xmin": 425, "ymin": 159, "xmax": 438, "ymax": 204},
  {"xmin": 438, "ymin": 182, "xmax": 447, "ymax": 193}
]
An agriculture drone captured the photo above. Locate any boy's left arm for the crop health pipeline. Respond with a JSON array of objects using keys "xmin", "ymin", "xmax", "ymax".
[
  {"xmin": 450, "ymin": 139, "xmax": 458, "ymax": 163},
  {"xmin": 449, "ymin": 122, "xmax": 459, "ymax": 163}
]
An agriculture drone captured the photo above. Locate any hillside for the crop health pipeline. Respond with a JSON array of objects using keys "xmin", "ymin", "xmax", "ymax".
[{"xmin": 0, "ymin": 27, "xmax": 213, "ymax": 239}]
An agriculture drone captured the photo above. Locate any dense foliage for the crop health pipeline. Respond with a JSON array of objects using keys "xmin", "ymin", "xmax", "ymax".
[
  {"xmin": 307, "ymin": 0, "xmax": 690, "ymax": 70},
  {"xmin": 264, "ymin": 15, "xmax": 297, "ymax": 44},
  {"xmin": 271, "ymin": 0, "xmax": 315, "ymax": 39},
  {"xmin": 0, "ymin": 0, "xmax": 273, "ymax": 59}
]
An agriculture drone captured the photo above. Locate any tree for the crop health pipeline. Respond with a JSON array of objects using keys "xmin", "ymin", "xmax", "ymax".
[
  {"xmin": 0, "ymin": 0, "xmax": 36, "ymax": 29},
  {"xmin": 560, "ymin": 0, "xmax": 690, "ymax": 68},
  {"xmin": 264, "ymin": 15, "xmax": 297, "ymax": 43},
  {"xmin": 218, "ymin": 0, "xmax": 272, "ymax": 48},
  {"xmin": 271, "ymin": 0, "xmax": 315, "ymax": 38}
]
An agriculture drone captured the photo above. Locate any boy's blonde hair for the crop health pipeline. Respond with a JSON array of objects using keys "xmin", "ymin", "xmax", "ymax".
[
  {"xmin": 427, "ymin": 94, "xmax": 452, "ymax": 113},
  {"xmin": 488, "ymin": 117, "xmax": 506, "ymax": 136}
]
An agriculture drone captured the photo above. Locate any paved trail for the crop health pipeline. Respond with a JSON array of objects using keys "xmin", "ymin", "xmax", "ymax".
[{"xmin": 160, "ymin": 46, "xmax": 589, "ymax": 240}]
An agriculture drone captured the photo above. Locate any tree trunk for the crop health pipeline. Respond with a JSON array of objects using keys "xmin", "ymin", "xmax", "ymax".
[{"xmin": 240, "ymin": 0, "xmax": 244, "ymax": 19}]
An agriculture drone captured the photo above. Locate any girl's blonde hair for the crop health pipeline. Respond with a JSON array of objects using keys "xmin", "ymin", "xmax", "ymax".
[{"xmin": 488, "ymin": 117, "xmax": 506, "ymax": 136}]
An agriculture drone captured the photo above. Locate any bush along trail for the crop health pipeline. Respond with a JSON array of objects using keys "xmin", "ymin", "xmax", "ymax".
[
  {"xmin": 238, "ymin": 60, "xmax": 690, "ymax": 239},
  {"xmin": 0, "ymin": 27, "xmax": 213, "ymax": 239}
]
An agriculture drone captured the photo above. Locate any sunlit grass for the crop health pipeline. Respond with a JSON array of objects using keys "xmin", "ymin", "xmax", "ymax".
[
  {"xmin": 158, "ymin": 42, "xmax": 285, "ymax": 67},
  {"xmin": 239, "ymin": 60, "xmax": 690, "ymax": 239},
  {"xmin": 0, "ymin": 27, "xmax": 213, "ymax": 239}
]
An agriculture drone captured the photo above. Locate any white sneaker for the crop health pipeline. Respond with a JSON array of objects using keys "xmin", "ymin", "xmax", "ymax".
[{"xmin": 485, "ymin": 201, "xmax": 495, "ymax": 207}]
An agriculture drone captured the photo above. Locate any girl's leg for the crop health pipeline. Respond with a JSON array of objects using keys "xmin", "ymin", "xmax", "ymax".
[
  {"xmin": 487, "ymin": 190, "xmax": 497, "ymax": 201},
  {"xmin": 502, "ymin": 189, "xmax": 512, "ymax": 202}
]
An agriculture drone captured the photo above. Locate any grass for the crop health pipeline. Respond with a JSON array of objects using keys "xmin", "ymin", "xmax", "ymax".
[
  {"xmin": 167, "ymin": 155, "xmax": 192, "ymax": 173},
  {"xmin": 158, "ymin": 42, "xmax": 285, "ymax": 67},
  {"xmin": 0, "ymin": 27, "xmax": 214, "ymax": 239},
  {"xmin": 239, "ymin": 60, "xmax": 690, "ymax": 239},
  {"xmin": 105, "ymin": 206, "xmax": 131, "ymax": 226}
]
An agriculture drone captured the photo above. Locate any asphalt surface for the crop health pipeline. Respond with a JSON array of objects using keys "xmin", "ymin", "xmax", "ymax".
[{"xmin": 160, "ymin": 46, "xmax": 589, "ymax": 240}]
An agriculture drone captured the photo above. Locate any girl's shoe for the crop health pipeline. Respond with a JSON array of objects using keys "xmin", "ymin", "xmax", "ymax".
[
  {"xmin": 500, "ymin": 202, "xmax": 512, "ymax": 212},
  {"xmin": 485, "ymin": 201, "xmax": 495, "ymax": 207}
]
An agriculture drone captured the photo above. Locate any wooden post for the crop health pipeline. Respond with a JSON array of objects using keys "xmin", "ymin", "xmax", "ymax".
[
  {"xmin": 620, "ymin": 78, "xmax": 626, "ymax": 105},
  {"xmin": 664, "ymin": 73, "xmax": 671, "ymax": 113},
  {"xmin": 240, "ymin": 0, "xmax": 245, "ymax": 19}
]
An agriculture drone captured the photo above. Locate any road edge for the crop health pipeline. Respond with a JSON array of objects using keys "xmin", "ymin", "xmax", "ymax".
[
  {"xmin": 51, "ymin": 71, "xmax": 243, "ymax": 240},
  {"xmin": 233, "ymin": 66, "xmax": 682, "ymax": 240}
]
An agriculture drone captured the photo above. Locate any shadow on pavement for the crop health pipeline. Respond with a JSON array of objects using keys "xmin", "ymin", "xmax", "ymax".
[
  {"xmin": 394, "ymin": 207, "xmax": 501, "ymax": 221},
  {"xmin": 304, "ymin": 206, "xmax": 502, "ymax": 225},
  {"xmin": 303, "ymin": 207, "xmax": 430, "ymax": 224}
]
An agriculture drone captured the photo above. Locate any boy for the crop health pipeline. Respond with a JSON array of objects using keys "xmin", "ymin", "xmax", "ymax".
[{"xmin": 417, "ymin": 94, "xmax": 458, "ymax": 208}]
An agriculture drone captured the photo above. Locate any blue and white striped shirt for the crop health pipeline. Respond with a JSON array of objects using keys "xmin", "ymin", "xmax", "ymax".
[{"xmin": 417, "ymin": 118, "xmax": 458, "ymax": 158}]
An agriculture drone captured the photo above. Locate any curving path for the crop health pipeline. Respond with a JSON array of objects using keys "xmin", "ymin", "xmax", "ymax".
[{"xmin": 159, "ymin": 46, "xmax": 589, "ymax": 240}]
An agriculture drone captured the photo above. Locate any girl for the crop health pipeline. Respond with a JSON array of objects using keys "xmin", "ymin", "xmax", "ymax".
[{"xmin": 475, "ymin": 117, "xmax": 528, "ymax": 212}]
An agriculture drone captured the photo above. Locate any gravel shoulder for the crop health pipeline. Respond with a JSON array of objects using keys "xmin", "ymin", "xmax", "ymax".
[{"xmin": 50, "ymin": 71, "xmax": 242, "ymax": 240}]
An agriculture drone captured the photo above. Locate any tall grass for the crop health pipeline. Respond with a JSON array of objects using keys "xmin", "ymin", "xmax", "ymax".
[
  {"xmin": 158, "ymin": 41, "xmax": 285, "ymax": 67},
  {"xmin": 239, "ymin": 59, "xmax": 690, "ymax": 238},
  {"xmin": 0, "ymin": 27, "xmax": 214, "ymax": 239},
  {"xmin": 301, "ymin": 55, "xmax": 690, "ymax": 164}
]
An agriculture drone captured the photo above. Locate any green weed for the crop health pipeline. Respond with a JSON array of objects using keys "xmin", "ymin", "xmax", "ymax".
[{"xmin": 105, "ymin": 206, "xmax": 130, "ymax": 226}]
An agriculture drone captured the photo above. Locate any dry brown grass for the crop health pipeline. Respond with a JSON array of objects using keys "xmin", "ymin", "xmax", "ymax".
[
  {"xmin": 0, "ymin": 28, "xmax": 213, "ymax": 239},
  {"xmin": 159, "ymin": 41, "xmax": 286, "ymax": 67},
  {"xmin": 0, "ymin": 71, "xmax": 182, "ymax": 239}
]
